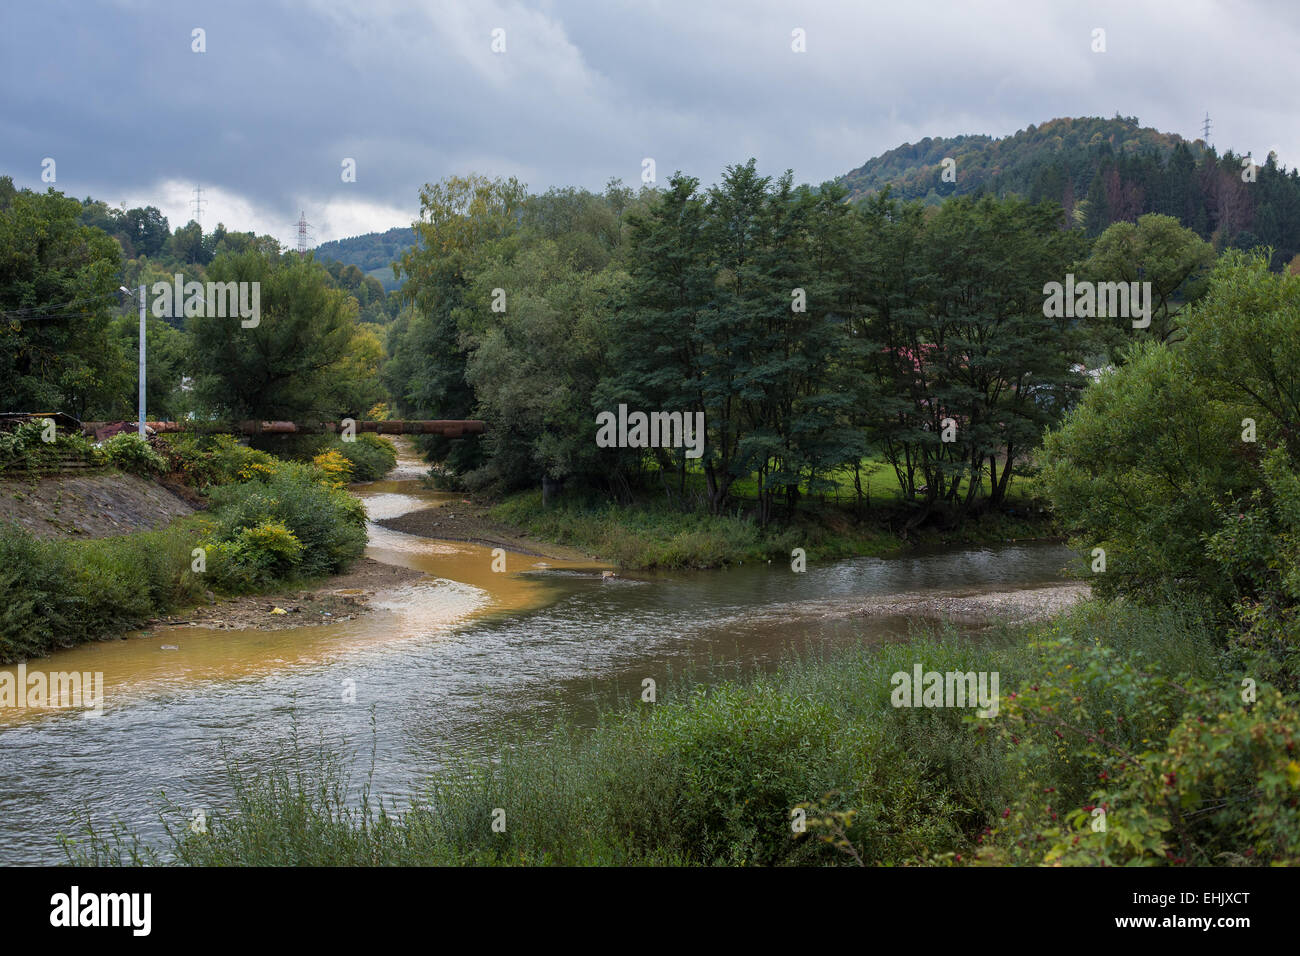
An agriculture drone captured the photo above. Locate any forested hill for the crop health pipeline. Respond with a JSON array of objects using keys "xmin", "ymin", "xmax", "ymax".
[
  {"xmin": 838, "ymin": 115, "xmax": 1300, "ymax": 268},
  {"xmin": 840, "ymin": 116, "xmax": 1202, "ymax": 202},
  {"xmin": 321, "ymin": 115, "xmax": 1300, "ymax": 279},
  {"xmin": 311, "ymin": 225, "xmax": 413, "ymax": 289}
]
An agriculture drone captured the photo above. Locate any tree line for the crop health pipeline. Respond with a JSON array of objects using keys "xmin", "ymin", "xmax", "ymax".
[
  {"xmin": 381, "ymin": 162, "xmax": 1222, "ymax": 526},
  {"xmin": 0, "ymin": 176, "xmax": 386, "ymax": 423}
]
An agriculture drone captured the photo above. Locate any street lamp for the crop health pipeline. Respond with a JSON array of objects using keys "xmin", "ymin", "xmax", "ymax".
[{"xmin": 120, "ymin": 285, "xmax": 146, "ymax": 437}]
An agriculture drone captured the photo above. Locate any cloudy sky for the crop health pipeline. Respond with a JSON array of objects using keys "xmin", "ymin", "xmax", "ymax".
[{"xmin": 2, "ymin": 0, "xmax": 1297, "ymax": 245}]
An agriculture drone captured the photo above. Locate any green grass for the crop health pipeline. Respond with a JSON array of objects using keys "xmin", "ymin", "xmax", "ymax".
[
  {"xmin": 491, "ymin": 482, "xmax": 1055, "ymax": 571},
  {"xmin": 63, "ymin": 598, "xmax": 1279, "ymax": 868},
  {"xmin": 0, "ymin": 517, "xmax": 209, "ymax": 663}
]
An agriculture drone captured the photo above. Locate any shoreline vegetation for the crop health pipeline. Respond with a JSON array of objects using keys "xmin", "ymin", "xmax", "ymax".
[
  {"xmin": 1, "ymin": 419, "xmax": 1064, "ymax": 664},
  {"xmin": 0, "ymin": 429, "xmax": 396, "ymax": 664},
  {"xmin": 62, "ymin": 596, "xmax": 1298, "ymax": 867},
  {"xmin": 378, "ymin": 481, "xmax": 1063, "ymax": 572}
]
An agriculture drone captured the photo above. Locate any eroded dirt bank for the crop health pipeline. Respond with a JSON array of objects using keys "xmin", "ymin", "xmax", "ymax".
[{"xmin": 0, "ymin": 470, "xmax": 195, "ymax": 538}]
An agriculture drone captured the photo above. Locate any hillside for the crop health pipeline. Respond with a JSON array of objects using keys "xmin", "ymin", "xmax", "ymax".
[
  {"xmin": 840, "ymin": 115, "xmax": 1203, "ymax": 202},
  {"xmin": 838, "ymin": 115, "xmax": 1300, "ymax": 268},
  {"xmin": 311, "ymin": 116, "xmax": 1299, "ymax": 282},
  {"xmin": 312, "ymin": 225, "xmax": 413, "ymax": 290}
]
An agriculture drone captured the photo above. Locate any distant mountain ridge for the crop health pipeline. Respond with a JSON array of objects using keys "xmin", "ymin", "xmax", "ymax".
[{"xmin": 311, "ymin": 116, "xmax": 1299, "ymax": 280}]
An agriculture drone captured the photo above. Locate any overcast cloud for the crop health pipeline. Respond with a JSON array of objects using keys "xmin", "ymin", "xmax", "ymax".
[{"xmin": 2, "ymin": 0, "xmax": 1297, "ymax": 245}]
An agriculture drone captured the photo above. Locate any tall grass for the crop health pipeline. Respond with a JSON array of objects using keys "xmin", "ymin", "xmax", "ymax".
[
  {"xmin": 0, "ymin": 518, "xmax": 207, "ymax": 663},
  {"xmin": 490, "ymin": 490, "xmax": 908, "ymax": 569}
]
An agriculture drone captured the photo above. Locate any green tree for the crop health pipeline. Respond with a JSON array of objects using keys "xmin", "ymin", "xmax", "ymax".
[
  {"xmin": 387, "ymin": 174, "xmax": 527, "ymax": 472},
  {"xmin": 1081, "ymin": 213, "xmax": 1214, "ymax": 353},
  {"xmin": 1042, "ymin": 251, "xmax": 1300, "ymax": 620},
  {"xmin": 189, "ymin": 250, "xmax": 379, "ymax": 420},
  {"xmin": 0, "ymin": 186, "xmax": 130, "ymax": 418}
]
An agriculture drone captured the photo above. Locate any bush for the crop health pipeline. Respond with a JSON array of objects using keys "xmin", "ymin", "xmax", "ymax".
[
  {"xmin": 311, "ymin": 449, "xmax": 354, "ymax": 486},
  {"xmin": 0, "ymin": 520, "xmax": 205, "ymax": 663},
  {"xmin": 0, "ymin": 419, "xmax": 96, "ymax": 473},
  {"xmin": 98, "ymin": 432, "xmax": 167, "ymax": 476},
  {"xmin": 248, "ymin": 433, "xmax": 397, "ymax": 483},
  {"xmin": 205, "ymin": 520, "xmax": 306, "ymax": 590},
  {"xmin": 618, "ymin": 681, "xmax": 843, "ymax": 864},
  {"xmin": 154, "ymin": 433, "xmax": 274, "ymax": 488},
  {"xmin": 202, "ymin": 460, "xmax": 367, "ymax": 590},
  {"xmin": 334, "ymin": 434, "xmax": 397, "ymax": 482}
]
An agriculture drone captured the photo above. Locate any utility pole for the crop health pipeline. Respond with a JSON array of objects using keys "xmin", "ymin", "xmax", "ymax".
[
  {"xmin": 121, "ymin": 285, "xmax": 147, "ymax": 436},
  {"xmin": 137, "ymin": 284, "xmax": 146, "ymax": 437},
  {"xmin": 1202, "ymin": 112, "xmax": 1212, "ymax": 148}
]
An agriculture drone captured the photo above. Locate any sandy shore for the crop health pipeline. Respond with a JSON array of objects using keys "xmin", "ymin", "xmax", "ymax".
[
  {"xmin": 375, "ymin": 500, "xmax": 586, "ymax": 560},
  {"xmin": 150, "ymin": 557, "xmax": 425, "ymax": 631}
]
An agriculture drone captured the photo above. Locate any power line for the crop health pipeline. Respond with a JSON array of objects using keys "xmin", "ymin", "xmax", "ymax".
[{"xmin": 0, "ymin": 289, "xmax": 138, "ymax": 323}]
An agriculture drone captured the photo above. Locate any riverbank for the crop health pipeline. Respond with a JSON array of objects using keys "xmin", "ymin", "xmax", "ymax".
[
  {"xmin": 380, "ymin": 487, "xmax": 1062, "ymax": 572},
  {"xmin": 144, "ymin": 557, "xmax": 425, "ymax": 631},
  {"xmin": 376, "ymin": 499, "xmax": 579, "ymax": 559},
  {"xmin": 0, "ymin": 437, "xmax": 376, "ymax": 663},
  {"xmin": 65, "ymin": 594, "xmax": 1293, "ymax": 868}
]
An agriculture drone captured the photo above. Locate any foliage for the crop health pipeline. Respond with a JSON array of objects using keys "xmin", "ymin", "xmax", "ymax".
[
  {"xmin": 0, "ymin": 419, "xmax": 95, "ymax": 473},
  {"xmin": 1081, "ymin": 213, "xmax": 1214, "ymax": 351},
  {"xmin": 1042, "ymin": 252, "xmax": 1300, "ymax": 672},
  {"xmin": 154, "ymin": 432, "xmax": 272, "ymax": 488},
  {"xmin": 0, "ymin": 443, "xmax": 369, "ymax": 658},
  {"xmin": 202, "ymin": 459, "xmax": 367, "ymax": 588},
  {"xmin": 0, "ymin": 185, "xmax": 129, "ymax": 418},
  {"xmin": 840, "ymin": 115, "xmax": 1300, "ymax": 270},
  {"xmin": 983, "ymin": 638, "xmax": 1299, "ymax": 866},
  {"xmin": 334, "ymin": 434, "xmax": 397, "ymax": 482},
  {"xmin": 0, "ymin": 519, "xmax": 206, "ymax": 663},
  {"xmin": 97, "ymin": 432, "xmax": 167, "ymax": 475},
  {"xmin": 311, "ymin": 449, "xmax": 353, "ymax": 487},
  {"xmin": 64, "ymin": 597, "xmax": 1295, "ymax": 868},
  {"xmin": 247, "ymin": 433, "xmax": 397, "ymax": 482},
  {"xmin": 188, "ymin": 249, "xmax": 382, "ymax": 420}
]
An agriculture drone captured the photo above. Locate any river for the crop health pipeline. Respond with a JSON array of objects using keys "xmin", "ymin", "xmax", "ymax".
[{"xmin": 0, "ymin": 446, "xmax": 1074, "ymax": 864}]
